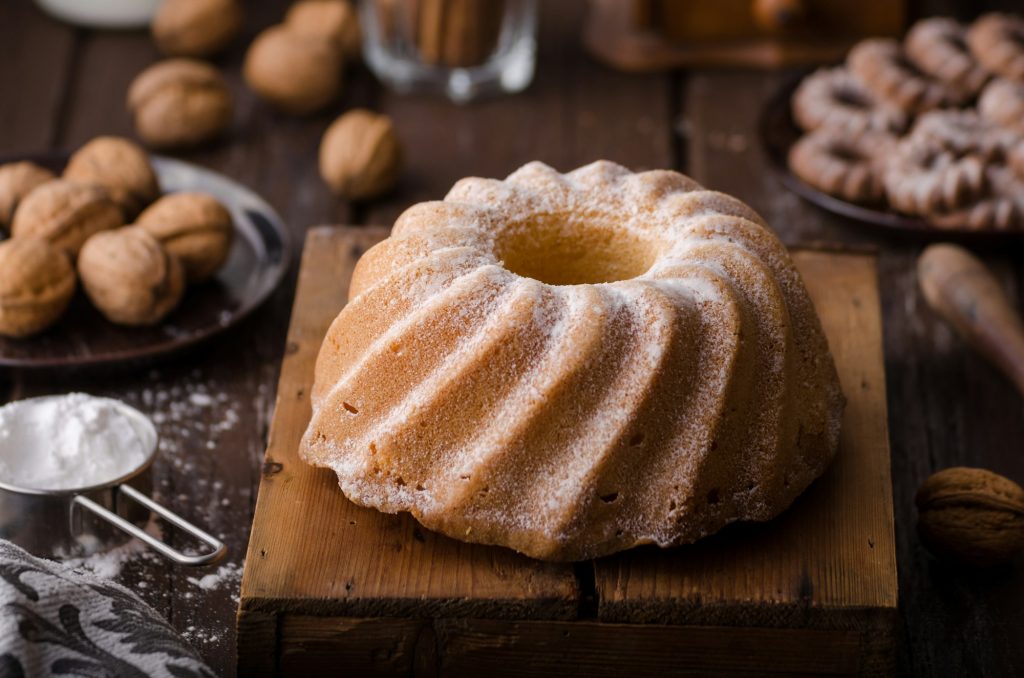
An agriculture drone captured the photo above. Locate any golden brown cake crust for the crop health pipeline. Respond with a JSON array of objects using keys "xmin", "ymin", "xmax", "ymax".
[{"xmin": 300, "ymin": 161, "xmax": 845, "ymax": 561}]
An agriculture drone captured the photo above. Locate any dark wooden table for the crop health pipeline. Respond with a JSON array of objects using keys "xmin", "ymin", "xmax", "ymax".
[{"xmin": 1, "ymin": 0, "xmax": 1022, "ymax": 675}]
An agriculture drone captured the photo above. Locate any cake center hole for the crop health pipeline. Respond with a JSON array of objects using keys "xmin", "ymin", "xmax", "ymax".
[{"xmin": 497, "ymin": 215, "xmax": 658, "ymax": 286}]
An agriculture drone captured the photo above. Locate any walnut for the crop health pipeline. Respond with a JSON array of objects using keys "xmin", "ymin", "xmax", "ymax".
[
  {"xmin": 136, "ymin": 192, "xmax": 234, "ymax": 284},
  {"xmin": 127, "ymin": 59, "xmax": 233, "ymax": 149},
  {"xmin": 78, "ymin": 227, "xmax": 185, "ymax": 327},
  {"xmin": 916, "ymin": 467, "xmax": 1024, "ymax": 568},
  {"xmin": 63, "ymin": 136, "xmax": 160, "ymax": 220},
  {"xmin": 285, "ymin": 0, "xmax": 361, "ymax": 60},
  {"xmin": 0, "ymin": 161, "xmax": 54, "ymax": 230},
  {"xmin": 243, "ymin": 24, "xmax": 343, "ymax": 115},
  {"xmin": 319, "ymin": 109, "xmax": 402, "ymax": 200},
  {"xmin": 0, "ymin": 238, "xmax": 76, "ymax": 338},
  {"xmin": 11, "ymin": 180, "xmax": 123, "ymax": 258},
  {"xmin": 151, "ymin": 0, "xmax": 243, "ymax": 58}
]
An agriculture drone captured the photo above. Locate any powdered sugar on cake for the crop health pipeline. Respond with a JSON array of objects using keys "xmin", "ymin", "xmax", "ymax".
[{"xmin": 300, "ymin": 160, "xmax": 845, "ymax": 561}]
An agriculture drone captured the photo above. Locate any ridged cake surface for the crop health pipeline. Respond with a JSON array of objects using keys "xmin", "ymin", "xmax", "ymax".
[{"xmin": 300, "ymin": 161, "xmax": 845, "ymax": 561}]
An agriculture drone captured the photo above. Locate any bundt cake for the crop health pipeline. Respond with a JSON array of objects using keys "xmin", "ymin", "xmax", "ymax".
[{"xmin": 300, "ymin": 161, "xmax": 845, "ymax": 561}]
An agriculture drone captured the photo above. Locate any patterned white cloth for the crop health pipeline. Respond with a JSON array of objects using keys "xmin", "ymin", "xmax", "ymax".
[{"xmin": 0, "ymin": 540, "xmax": 212, "ymax": 678}]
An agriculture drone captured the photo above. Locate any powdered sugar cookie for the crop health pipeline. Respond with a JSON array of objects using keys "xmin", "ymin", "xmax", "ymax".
[
  {"xmin": 978, "ymin": 78, "xmax": 1024, "ymax": 134},
  {"xmin": 909, "ymin": 109, "xmax": 1016, "ymax": 163},
  {"xmin": 883, "ymin": 139, "xmax": 987, "ymax": 216},
  {"xmin": 791, "ymin": 67, "xmax": 907, "ymax": 134},
  {"xmin": 905, "ymin": 18, "xmax": 989, "ymax": 98},
  {"xmin": 849, "ymin": 38, "xmax": 966, "ymax": 114},
  {"xmin": 788, "ymin": 127, "xmax": 893, "ymax": 203},
  {"xmin": 931, "ymin": 166, "xmax": 1024, "ymax": 230},
  {"xmin": 967, "ymin": 13, "xmax": 1024, "ymax": 81}
]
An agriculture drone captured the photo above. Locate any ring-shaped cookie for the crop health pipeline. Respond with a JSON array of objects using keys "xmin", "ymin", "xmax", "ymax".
[
  {"xmin": 931, "ymin": 166, "xmax": 1024, "ymax": 231},
  {"xmin": 848, "ymin": 38, "xmax": 966, "ymax": 114},
  {"xmin": 908, "ymin": 109, "xmax": 1016, "ymax": 163},
  {"xmin": 791, "ymin": 67, "xmax": 907, "ymax": 134},
  {"xmin": 905, "ymin": 18, "xmax": 989, "ymax": 98},
  {"xmin": 978, "ymin": 78, "xmax": 1024, "ymax": 135},
  {"xmin": 967, "ymin": 13, "xmax": 1024, "ymax": 81},
  {"xmin": 882, "ymin": 139, "xmax": 988, "ymax": 216},
  {"xmin": 788, "ymin": 128, "xmax": 892, "ymax": 203}
]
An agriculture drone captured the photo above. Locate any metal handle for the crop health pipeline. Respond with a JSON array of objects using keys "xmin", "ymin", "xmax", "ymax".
[{"xmin": 73, "ymin": 485, "xmax": 226, "ymax": 566}]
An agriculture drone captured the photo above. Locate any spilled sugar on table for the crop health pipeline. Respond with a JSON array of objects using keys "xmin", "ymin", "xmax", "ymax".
[{"xmin": 238, "ymin": 226, "xmax": 897, "ymax": 677}]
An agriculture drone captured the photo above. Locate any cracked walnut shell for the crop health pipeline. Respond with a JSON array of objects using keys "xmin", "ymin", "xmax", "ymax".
[
  {"xmin": 0, "ymin": 162, "xmax": 55, "ymax": 230},
  {"xmin": 136, "ymin": 192, "xmax": 234, "ymax": 284},
  {"xmin": 244, "ymin": 25, "xmax": 343, "ymax": 115},
  {"xmin": 128, "ymin": 59, "xmax": 233, "ymax": 149},
  {"xmin": 916, "ymin": 467, "xmax": 1024, "ymax": 568},
  {"xmin": 78, "ymin": 228, "xmax": 185, "ymax": 327},
  {"xmin": 63, "ymin": 136, "xmax": 160, "ymax": 220},
  {"xmin": 0, "ymin": 238, "xmax": 76, "ymax": 338},
  {"xmin": 152, "ymin": 0, "xmax": 243, "ymax": 58},
  {"xmin": 285, "ymin": 0, "xmax": 361, "ymax": 60},
  {"xmin": 11, "ymin": 180, "xmax": 123, "ymax": 258},
  {"xmin": 319, "ymin": 109, "xmax": 402, "ymax": 200}
]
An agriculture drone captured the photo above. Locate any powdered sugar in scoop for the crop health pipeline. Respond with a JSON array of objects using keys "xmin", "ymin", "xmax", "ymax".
[{"xmin": 0, "ymin": 393, "xmax": 156, "ymax": 490}]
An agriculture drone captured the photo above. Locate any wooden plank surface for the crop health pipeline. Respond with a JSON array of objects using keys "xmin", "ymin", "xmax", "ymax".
[
  {"xmin": 594, "ymin": 250, "xmax": 897, "ymax": 630},
  {"xmin": 276, "ymin": 617, "xmax": 875, "ymax": 677},
  {"xmin": 240, "ymin": 227, "xmax": 895, "ymax": 676}
]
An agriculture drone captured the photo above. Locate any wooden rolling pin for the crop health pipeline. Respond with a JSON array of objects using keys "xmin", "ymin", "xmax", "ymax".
[{"xmin": 917, "ymin": 244, "xmax": 1024, "ymax": 397}]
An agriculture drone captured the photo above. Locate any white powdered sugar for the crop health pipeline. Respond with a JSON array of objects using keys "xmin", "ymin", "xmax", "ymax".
[
  {"xmin": 186, "ymin": 561, "xmax": 242, "ymax": 595},
  {"xmin": 0, "ymin": 394, "xmax": 156, "ymax": 490}
]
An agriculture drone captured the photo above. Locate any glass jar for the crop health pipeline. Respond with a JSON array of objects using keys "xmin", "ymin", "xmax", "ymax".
[{"xmin": 360, "ymin": 0, "xmax": 538, "ymax": 103}]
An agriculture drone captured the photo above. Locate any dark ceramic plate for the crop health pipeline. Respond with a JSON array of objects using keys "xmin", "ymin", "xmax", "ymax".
[
  {"xmin": 759, "ymin": 74, "xmax": 1022, "ymax": 242},
  {"xmin": 0, "ymin": 152, "xmax": 289, "ymax": 369}
]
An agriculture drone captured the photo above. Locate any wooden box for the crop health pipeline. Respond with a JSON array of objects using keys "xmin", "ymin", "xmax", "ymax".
[
  {"xmin": 238, "ymin": 226, "xmax": 897, "ymax": 676},
  {"xmin": 584, "ymin": 0, "xmax": 906, "ymax": 70}
]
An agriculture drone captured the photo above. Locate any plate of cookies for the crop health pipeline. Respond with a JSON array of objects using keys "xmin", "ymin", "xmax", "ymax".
[
  {"xmin": 0, "ymin": 136, "xmax": 289, "ymax": 368},
  {"xmin": 761, "ymin": 13, "xmax": 1024, "ymax": 238}
]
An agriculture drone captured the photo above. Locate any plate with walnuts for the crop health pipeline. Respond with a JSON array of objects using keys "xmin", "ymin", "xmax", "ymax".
[
  {"xmin": 0, "ymin": 137, "xmax": 289, "ymax": 368},
  {"xmin": 760, "ymin": 14, "xmax": 1024, "ymax": 240}
]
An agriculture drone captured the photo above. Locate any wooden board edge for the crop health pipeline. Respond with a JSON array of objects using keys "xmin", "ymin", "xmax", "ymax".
[
  {"xmin": 238, "ymin": 593, "xmax": 580, "ymax": 622},
  {"xmin": 236, "ymin": 610, "xmax": 278, "ymax": 677},
  {"xmin": 273, "ymin": 615, "xmax": 897, "ymax": 677}
]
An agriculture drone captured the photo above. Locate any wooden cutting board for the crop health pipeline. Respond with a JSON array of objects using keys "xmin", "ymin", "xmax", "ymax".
[{"xmin": 238, "ymin": 226, "xmax": 897, "ymax": 677}]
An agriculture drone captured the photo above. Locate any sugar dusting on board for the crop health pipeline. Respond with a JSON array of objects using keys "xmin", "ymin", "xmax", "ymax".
[
  {"xmin": 0, "ymin": 393, "xmax": 156, "ymax": 490},
  {"xmin": 0, "ymin": 365, "xmax": 273, "ymax": 658}
]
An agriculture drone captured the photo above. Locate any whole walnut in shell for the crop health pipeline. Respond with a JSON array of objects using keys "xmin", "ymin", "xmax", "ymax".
[
  {"xmin": 285, "ymin": 0, "xmax": 361, "ymax": 59},
  {"xmin": 0, "ymin": 238, "xmax": 76, "ymax": 338},
  {"xmin": 152, "ymin": 0, "xmax": 243, "ymax": 58},
  {"xmin": 63, "ymin": 136, "xmax": 160, "ymax": 220},
  {"xmin": 0, "ymin": 162, "xmax": 55, "ymax": 230},
  {"xmin": 917, "ymin": 467, "xmax": 1024, "ymax": 568},
  {"xmin": 136, "ymin": 192, "xmax": 234, "ymax": 284},
  {"xmin": 11, "ymin": 180, "xmax": 123, "ymax": 258},
  {"xmin": 128, "ymin": 59, "xmax": 233, "ymax": 149},
  {"xmin": 244, "ymin": 25, "xmax": 343, "ymax": 115},
  {"xmin": 78, "ymin": 227, "xmax": 185, "ymax": 327},
  {"xmin": 319, "ymin": 109, "xmax": 402, "ymax": 200}
]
